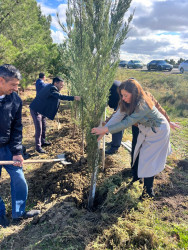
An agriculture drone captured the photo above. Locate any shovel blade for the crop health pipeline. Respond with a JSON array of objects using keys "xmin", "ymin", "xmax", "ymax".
[{"xmin": 57, "ymin": 154, "xmax": 72, "ymax": 165}]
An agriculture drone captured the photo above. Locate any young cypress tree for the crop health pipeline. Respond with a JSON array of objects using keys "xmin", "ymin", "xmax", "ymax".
[{"xmin": 59, "ymin": 0, "xmax": 133, "ymax": 208}]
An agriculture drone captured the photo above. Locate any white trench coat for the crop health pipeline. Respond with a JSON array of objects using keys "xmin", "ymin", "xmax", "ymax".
[{"xmin": 133, "ymin": 118, "xmax": 171, "ymax": 178}]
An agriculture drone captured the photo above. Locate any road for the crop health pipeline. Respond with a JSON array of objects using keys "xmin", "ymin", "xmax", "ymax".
[{"xmin": 135, "ymin": 66, "xmax": 180, "ymax": 74}]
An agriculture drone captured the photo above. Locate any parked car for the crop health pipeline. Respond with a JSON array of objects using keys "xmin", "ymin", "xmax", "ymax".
[
  {"xmin": 179, "ymin": 60, "xmax": 188, "ymax": 73},
  {"xmin": 127, "ymin": 60, "xmax": 143, "ymax": 69},
  {"xmin": 147, "ymin": 60, "xmax": 173, "ymax": 71},
  {"xmin": 119, "ymin": 60, "xmax": 128, "ymax": 68}
]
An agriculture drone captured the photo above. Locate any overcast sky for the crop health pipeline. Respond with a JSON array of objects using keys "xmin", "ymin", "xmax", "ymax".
[{"xmin": 37, "ymin": 0, "xmax": 188, "ymax": 63}]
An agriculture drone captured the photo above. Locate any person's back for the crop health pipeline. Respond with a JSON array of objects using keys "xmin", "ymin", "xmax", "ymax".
[
  {"xmin": 35, "ymin": 72, "xmax": 46, "ymax": 95},
  {"xmin": 30, "ymin": 84, "xmax": 59, "ymax": 120},
  {"xmin": 108, "ymin": 80, "xmax": 121, "ymax": 110}
]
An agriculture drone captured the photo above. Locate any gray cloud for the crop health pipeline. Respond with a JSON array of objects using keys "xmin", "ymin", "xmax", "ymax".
[
  {"xmin": 154, "ymin": 47, "xmax": 188, "ymax": 58},
  {"xmin": 133, "ymin": 1, "xmax": 188, "ymax": 32},
  {"xmin": 127, "ymin": 27, "xmax": 151, "ymax": 38},
  {"xmin": 121, "ymin": 38, "xmax": 170, "ymax": 55}
]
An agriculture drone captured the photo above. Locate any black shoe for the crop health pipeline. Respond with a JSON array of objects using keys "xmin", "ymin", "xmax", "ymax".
[
  {"xmin": 105, "ymin": 148, "xmax": 118, "ymax": 155},
  {"xmin": 23, "ymin": 153, "xmax": 31, "ymax": 160},
  {"xmin": 130, "ymin": 176, "xmax": 140, "ymax": 184},
  {"xmin": 36, "ymin": 148, "xmax": 46, "ymax": 154},
  {"xmin": 0, "ymin": 215, "xmax": 10, "ymax": 228},
  {"xmin": 11, "ymin": 217, "xmax": 22, "ymax": 225},
  {"xmin": 41, "ymin": 142, "xmax": 51, "ymax": 147},
  {"xmin": 139, "ymin": 190, "xmax": 155, "ymax": 200},
  {"xmin": 12, "ymin": 210, "xmax": 41, "ymax": 225},
  {"xmin": 130, "ymin": 177, "xmax": 143, "ymax": 184},
  {"xmin": 139, "ymin": 178, "xmax": 143, "ymax": 184}
]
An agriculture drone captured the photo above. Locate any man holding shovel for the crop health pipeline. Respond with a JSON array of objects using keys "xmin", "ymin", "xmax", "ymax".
[{"xmin": 0, "ymin": 64, "xmax": 40, "ymax": 228}]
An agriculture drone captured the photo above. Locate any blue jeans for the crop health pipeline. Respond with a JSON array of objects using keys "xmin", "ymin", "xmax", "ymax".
[{"xmin": 0, "ymin": 145, "xmax": 28, "ymax": 218}]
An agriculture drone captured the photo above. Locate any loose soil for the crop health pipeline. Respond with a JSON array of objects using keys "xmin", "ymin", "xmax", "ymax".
[{"xmin": 0, "ymin": 83, "xmax": 187, "ymax": 249}]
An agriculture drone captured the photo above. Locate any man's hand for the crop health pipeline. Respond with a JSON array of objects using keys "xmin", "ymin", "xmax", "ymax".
[
  {"xmin": 74, "ymin": 96, "xmax": 81, "ymax": 101},
  {"xmin": 13, "ymin": 155, "xmax": 24, "ymax": 167}
]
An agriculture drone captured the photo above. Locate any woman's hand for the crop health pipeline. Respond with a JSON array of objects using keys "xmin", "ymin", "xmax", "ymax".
[
  {"xmin": 170, "ymin": 122, "xmax": 181, "ymax": 130},
  {"xmin": 91, "ymin": 126, "xmax": 109, "ymax": 141}
]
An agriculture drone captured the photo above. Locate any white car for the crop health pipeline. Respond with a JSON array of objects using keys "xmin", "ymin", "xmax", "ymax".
[{"xmin": 179, "ymin": 60, "xmax": 188, "ymax": 73}]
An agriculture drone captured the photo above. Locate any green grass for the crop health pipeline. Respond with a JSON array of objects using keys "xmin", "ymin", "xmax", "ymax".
[
  {"xmin": 90, "ymin": 199, "xmax": 188, "ymax": 249},
  {"xmin": 116, "ymin": 68, "xmax": 188, "ymax": 118}
]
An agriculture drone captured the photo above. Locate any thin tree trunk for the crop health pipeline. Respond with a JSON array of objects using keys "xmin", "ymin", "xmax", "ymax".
[
  {"xmin": 88, "ymin": 143, "xmax": 100, "ymax": 209},
  {"xmin": 88, "ymin": 114, "xmax": 103, "ymax": 209},
  {"xmin": 102, "ymin": 107, "xmax": 106, "ymax": 171},
  {"xmin": 81, "ymin": 99, "xmax": 84, "ymax": 155},
  {"xmin": 72, "ymin": 104, "xmax": 77, "ymax": 138}
]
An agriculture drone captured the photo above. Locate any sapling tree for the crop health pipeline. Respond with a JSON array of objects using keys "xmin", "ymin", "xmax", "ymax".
[{"xmin": 59, "ymin": 0, "xmax": 133, "ymax": 208}]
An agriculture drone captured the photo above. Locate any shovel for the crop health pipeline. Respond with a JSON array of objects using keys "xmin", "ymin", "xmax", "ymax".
[{"xmin": 0, "ymin": 153, "xmax": 72, "ymax": 165}]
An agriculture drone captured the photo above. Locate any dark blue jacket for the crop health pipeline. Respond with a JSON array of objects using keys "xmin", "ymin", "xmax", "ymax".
[
  {"xmin": 0, "ymin": 92, "xmax": 22, "ymax": 155},
  {"xmin": 108, "ymin": 80, "xmax": 121, "ymax": 111},
  {"xmin": 30, "ymin": 84, "xmax": 74, "ymax": 120},
  {"xmin": 36, "ymin": 78, "xmax": 46, "ymax": 95}
]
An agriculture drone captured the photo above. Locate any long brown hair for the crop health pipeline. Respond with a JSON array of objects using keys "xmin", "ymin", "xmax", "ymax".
[{"xmin": 118, "ymin": 79, "xmax": 154, "ymax": 115}]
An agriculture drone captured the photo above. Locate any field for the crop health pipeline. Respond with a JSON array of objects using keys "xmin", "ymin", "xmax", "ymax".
[{"xmin": 0, "ymin": 69, "xmax": 187, "ymax": 249}]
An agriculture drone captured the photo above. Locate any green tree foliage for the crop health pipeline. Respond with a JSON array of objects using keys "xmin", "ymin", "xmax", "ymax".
[
  {"xmin": 0, "ymin": 35, "xmax": 19, "ymax": 64},
  {"xmin": 0, "ymin": 0, "xmax": 53, "ymax": 88},
  {"xmin": 60, "ymin": 0, "xmax": 133, "ymax": 207},
  {"xmin": 48, "ymin": 43, "xmax": 71, "ymax": 80}
]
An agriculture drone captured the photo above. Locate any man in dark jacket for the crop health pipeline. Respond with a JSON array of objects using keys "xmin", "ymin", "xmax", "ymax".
[
  {"xmin": 36, "ymin": 72, "xmax": 46, "ymax": 94},
  {"xmin": 106, "ymin": 80, "xmax": 123, "ymax": 155},
  {"xmin": 0, "ymin": 64, "xmax": 40, "ymax": 228},
  {"xmin": 30, "ymin": 77, "xmax": 81, "ymax": 153},
  {"xmin": 30, "ymin": 73, "xmax": 50, "ymax": 154}
]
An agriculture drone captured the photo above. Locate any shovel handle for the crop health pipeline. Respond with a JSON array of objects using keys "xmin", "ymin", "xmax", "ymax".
[{"xmin": 0, "ymin": 159, "xmax": 66, "ymax": 165}]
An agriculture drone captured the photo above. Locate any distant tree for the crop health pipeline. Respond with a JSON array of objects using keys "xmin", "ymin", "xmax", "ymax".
[
  {"xmin": 165, "ymin": 59, "xmax": 176, "ymax": 65},
  {"xmin": 177, "ymin": 58, "xmax": 185, "ymax": 65},
  {"xmin": 0, "ymin": 0, "xmax": 53, "ymax": 88},
  {"xmin": 169, "ymin": 59, "xmax": 176, "ymax": 65},
  {"xmin": 59, "ymin": 0, "xmax": 133, "ymax": 208},
  {"xmin": 48, "ymin": 42, "xmax": 71, "ymax": 80}
]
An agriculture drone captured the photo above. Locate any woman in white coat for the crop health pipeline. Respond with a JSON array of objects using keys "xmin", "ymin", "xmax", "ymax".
[{"xmin": 91, "ymin": 78, "xmax": 172, "ymax": 198}]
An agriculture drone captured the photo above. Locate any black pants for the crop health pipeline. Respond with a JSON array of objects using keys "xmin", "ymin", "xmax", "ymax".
[
  {"xmin": 131, "ymin": 126, "xmax": 154, "ymax": 193},
  {"xmin": 30, "ymin": 108, "xmax": 46, "ymax": 151}
]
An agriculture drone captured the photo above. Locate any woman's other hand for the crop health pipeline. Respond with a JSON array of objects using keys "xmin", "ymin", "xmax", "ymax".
[{"xmin": 170, "ymin": 122, "xmax": 181, "ymax": 130}]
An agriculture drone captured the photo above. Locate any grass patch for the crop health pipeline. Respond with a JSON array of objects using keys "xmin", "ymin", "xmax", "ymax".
[
  {"xmin": 90, "ymin": 200, "xmax": 188, "ymax": 249},
  {"xmin": 116, "ymin": 68, "xmax": 188, "ymax": 118}
]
